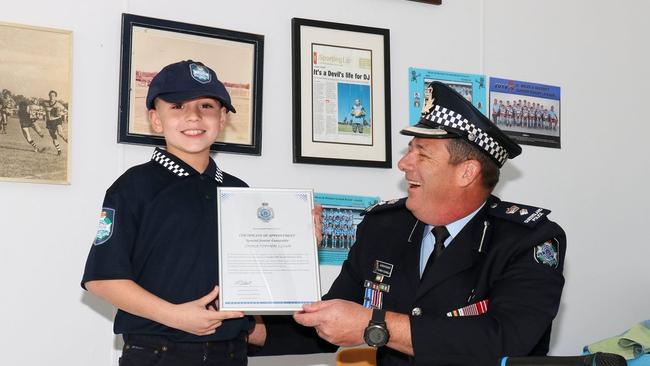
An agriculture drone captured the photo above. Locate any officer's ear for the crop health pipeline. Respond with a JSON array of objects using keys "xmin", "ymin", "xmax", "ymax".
[{"xmin": 457, "ymin": 159, "xmax": 481, "ymax": 188}]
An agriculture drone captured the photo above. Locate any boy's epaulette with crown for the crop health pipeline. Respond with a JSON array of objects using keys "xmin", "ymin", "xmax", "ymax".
[
  {"xmin": 362, "ymin": 198, "xmax": 406, "ymax": 216},
  {"xmin": 487, "ymin": 200, "xmax": 551, "ymax": 228}
]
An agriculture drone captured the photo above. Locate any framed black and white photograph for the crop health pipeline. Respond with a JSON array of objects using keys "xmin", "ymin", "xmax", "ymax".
[
  {"xmin": 0, "ymin": 21, "xmax": 72, "ymax": 184},
  {"xmin": 292, "ymin": 18, "xmax": 391, "ymax": 168},
  {"xmin": 118, "ymin": 13, "xmax": 264, "ymax": 155}
]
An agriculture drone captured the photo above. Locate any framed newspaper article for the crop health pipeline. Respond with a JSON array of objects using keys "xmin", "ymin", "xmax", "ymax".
[
  {"xmin": 292, "ymin": 18, "xmax": 391, "ymax": 168},
  {"xmin": 0, "ymin": 21, "xmax": 72, "ymax": 184},
  {"xmin": 118, "ymin": 13, "xmax": 264, "ymax": 155}
]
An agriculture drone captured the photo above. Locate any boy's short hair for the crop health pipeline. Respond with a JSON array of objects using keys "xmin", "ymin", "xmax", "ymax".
[{"xmin": 146, "ymin": 60, "xmax": 236, "ymax": 113}]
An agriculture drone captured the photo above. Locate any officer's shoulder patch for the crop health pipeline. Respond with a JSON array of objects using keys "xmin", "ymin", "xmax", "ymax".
[
  {"xmin": 362, "ymin": 198, "xmax": 406, "ymax": 216},
  {"xmin": 487, "ymin": 200, "xmax": 550, "ymax": 228},
  {"xmin": 94, "ymin": 208, "xmax": 115, "ymax": 245},
  {"xmin": 533, "ymin": 239, "xmax": 559, "ymax": 268}
]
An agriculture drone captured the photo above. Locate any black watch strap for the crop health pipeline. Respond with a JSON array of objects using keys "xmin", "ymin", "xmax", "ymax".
[{"xmin": 371, "ymin": 308, "xmax": 386, "ymax": 324}]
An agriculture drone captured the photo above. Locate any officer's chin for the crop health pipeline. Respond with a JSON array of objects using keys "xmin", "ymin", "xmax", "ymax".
[{"xmin": 404, "ymin": 196, "xmax": 414, "ymax": 211}]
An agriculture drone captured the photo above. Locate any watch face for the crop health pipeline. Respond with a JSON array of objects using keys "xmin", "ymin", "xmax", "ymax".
[{"xmin": 364, "ymin": 325, "xmax": 388, "ymax": 347}]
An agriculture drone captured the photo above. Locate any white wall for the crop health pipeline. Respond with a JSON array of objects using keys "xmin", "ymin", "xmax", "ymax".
[{"xmin": 0, "ymin": 0, "xmax": 648, "ymax": 365}]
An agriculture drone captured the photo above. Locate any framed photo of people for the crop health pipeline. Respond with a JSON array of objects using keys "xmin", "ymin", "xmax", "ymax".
[
  {"xmin": 292, "ymin": 18, "xmax": 392, "ymax": 168},
  {"xmin": 488, "ymin": 77, "xmax": 561, "ymax": 148},
  {"xmin": 118, "ymin": 13, "xmax": 264, "ymax": 155},
  {"xmin": 0, "ymin": 22, "xmax": 72, "ymax": 184},
  {"xmin": 315, "ymin": 192, "xmax": 380, "ymax": 265}
]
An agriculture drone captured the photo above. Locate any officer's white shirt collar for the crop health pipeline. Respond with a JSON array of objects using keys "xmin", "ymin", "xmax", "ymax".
[{"xmin": 425, "ymin": 202, "xmax": 486, "ymax": 248}]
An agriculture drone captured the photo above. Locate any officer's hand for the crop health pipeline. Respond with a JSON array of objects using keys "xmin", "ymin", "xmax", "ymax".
[
  {"xmin": 312, "ymin": 204, "xmax": 323, "ymax": 247},
  {"xmin": 169, "ymin": 286, "xmax": 244, "ymax": 336},
  {"xmin": 294, "ymin": 299, "xmax": 371, "ymax": 346}
]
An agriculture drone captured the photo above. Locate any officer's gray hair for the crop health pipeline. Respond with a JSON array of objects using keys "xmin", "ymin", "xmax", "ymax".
[{"xmin": 446, "ymin": 138, "xmax": 500, "ymax": 190}]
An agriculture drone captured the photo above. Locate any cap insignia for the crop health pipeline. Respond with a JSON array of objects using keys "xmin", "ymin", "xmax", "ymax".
[{"xmin": 189, "ymin": 63, "xmax": 211, "ymax": 84}]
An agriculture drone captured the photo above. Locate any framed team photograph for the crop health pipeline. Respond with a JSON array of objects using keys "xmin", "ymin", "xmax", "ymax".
[
  {"xmin": 315, "ymin": 192, "xmax": 380, "ymax": 265},
  {"xmin": 118, "ymin": 13, "xmax": 264, "ymax": 155},
  {"xmin": 0, "ymin": 22, "xmax": 72, "ymax": 184},
  {"xmin": 489, "ymin": 77, "xmax": 561, "ymax": 148},
  {"xmin": 292, "ymin": 18, "xmax": 392, "ymax": 168}
]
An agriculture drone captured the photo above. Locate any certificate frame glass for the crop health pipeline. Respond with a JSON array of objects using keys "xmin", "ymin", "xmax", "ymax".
[
  {"xmin": 217, "ymin": 187, "xmax": 321, "ymax": 314},
  {"xmin": 118, "ymin": 13, "xmax": 264, "ymax": 155},
  {"xmin": 292, "ymin": 18, "xmax": 392, "ymax": 168}
]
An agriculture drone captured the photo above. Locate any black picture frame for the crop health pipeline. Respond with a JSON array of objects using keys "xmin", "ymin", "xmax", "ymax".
[
  {"xmin": 292, "ymin": 18, "xmax": 391, "ymax": 168},
  {"xmin": 118, "ymin": 13, "xmax": 264, "ymax": 155}
]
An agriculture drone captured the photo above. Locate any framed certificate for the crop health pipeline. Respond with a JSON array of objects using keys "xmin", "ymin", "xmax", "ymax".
[{"xmin": 217, "ymin": 188, "xmax": 321, "ymax": 314}]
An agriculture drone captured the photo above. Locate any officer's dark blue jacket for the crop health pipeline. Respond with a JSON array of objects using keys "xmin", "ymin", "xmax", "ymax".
[{"xmin": 257, "ymin": 195, "xmax": 566, "ymax": 366}]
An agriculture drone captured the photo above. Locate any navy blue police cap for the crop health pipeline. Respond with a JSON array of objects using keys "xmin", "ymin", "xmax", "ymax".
[
  {"xmin": 146, "ymin": 60, "xmax": 236, "ymax": 113},
  {"xmin": 400, "ymin": 81, "xmax": 521, "ymax": 167}
]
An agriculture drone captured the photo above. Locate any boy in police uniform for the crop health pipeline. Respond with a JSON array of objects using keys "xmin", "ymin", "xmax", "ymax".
[
  {"xmin": 82, "ymin": 60, "xmax": 254, "ymax": 366},
  {"xmin": 251, "ymin": 82, "xmax": 566, "ymax": 366}
]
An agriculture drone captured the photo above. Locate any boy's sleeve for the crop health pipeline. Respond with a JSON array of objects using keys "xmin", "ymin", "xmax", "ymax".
[{"xmin": 81, "ymin": 188, "xmax": 138, "ymax": 289}]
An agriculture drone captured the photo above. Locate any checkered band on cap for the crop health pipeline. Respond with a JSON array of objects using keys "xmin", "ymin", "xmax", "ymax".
[
  {"xmin": 423, "ymin": 104, "xmax": 509, "ymax": 166},
  {"xmin": 151, "ymin": 150, "xmax": 190, "ymax": 177}
]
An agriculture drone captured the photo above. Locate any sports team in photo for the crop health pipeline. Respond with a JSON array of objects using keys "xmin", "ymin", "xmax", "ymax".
[
  {"xmin": 320, "ymin": 207, "xmax": 363, "ymax": 250},
  {"xmin": 0, "ymin": 87, "xmax": 69, "ymax": 155},
  {"xmin": 491, "ymin": 97, "xmax": 558, "ymax": 131}
]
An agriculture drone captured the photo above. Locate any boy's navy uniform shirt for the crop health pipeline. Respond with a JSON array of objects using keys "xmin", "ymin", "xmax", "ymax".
[{"xmin": 82, "ymin": 147, "xmax": 249, "ymax": 342}]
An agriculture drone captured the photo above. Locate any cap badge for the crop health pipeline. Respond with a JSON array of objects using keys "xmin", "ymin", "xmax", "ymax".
[{"xmin": 189, "ymin": 63, "xmax": 211, "ymax": 84}]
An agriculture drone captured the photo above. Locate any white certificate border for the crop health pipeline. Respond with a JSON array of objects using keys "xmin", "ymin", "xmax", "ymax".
[{"xmin": 217, "ymin": 187, "xmax": 321, "ymax": 314}]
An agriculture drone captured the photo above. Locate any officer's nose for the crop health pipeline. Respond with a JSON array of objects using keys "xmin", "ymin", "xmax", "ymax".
[{"xmin": 397, "ymin": 150, "xmax": 413, "ymax": 172}]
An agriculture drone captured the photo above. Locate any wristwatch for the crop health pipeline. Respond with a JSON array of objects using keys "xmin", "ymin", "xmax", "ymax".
[{"xmin": 364, "ymin": 309, "xmax": 389, "ymax": 347}]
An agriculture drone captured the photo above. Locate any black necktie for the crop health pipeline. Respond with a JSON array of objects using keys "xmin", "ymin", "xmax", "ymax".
[{"xmin": 423, "ymin": 226, "xmax": 450, "ymax": 277}]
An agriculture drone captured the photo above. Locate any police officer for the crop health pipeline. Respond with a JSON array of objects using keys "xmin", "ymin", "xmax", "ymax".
[{"xmin": 252, "ymin": 82, "xmax": 566, "ymax": 366}]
